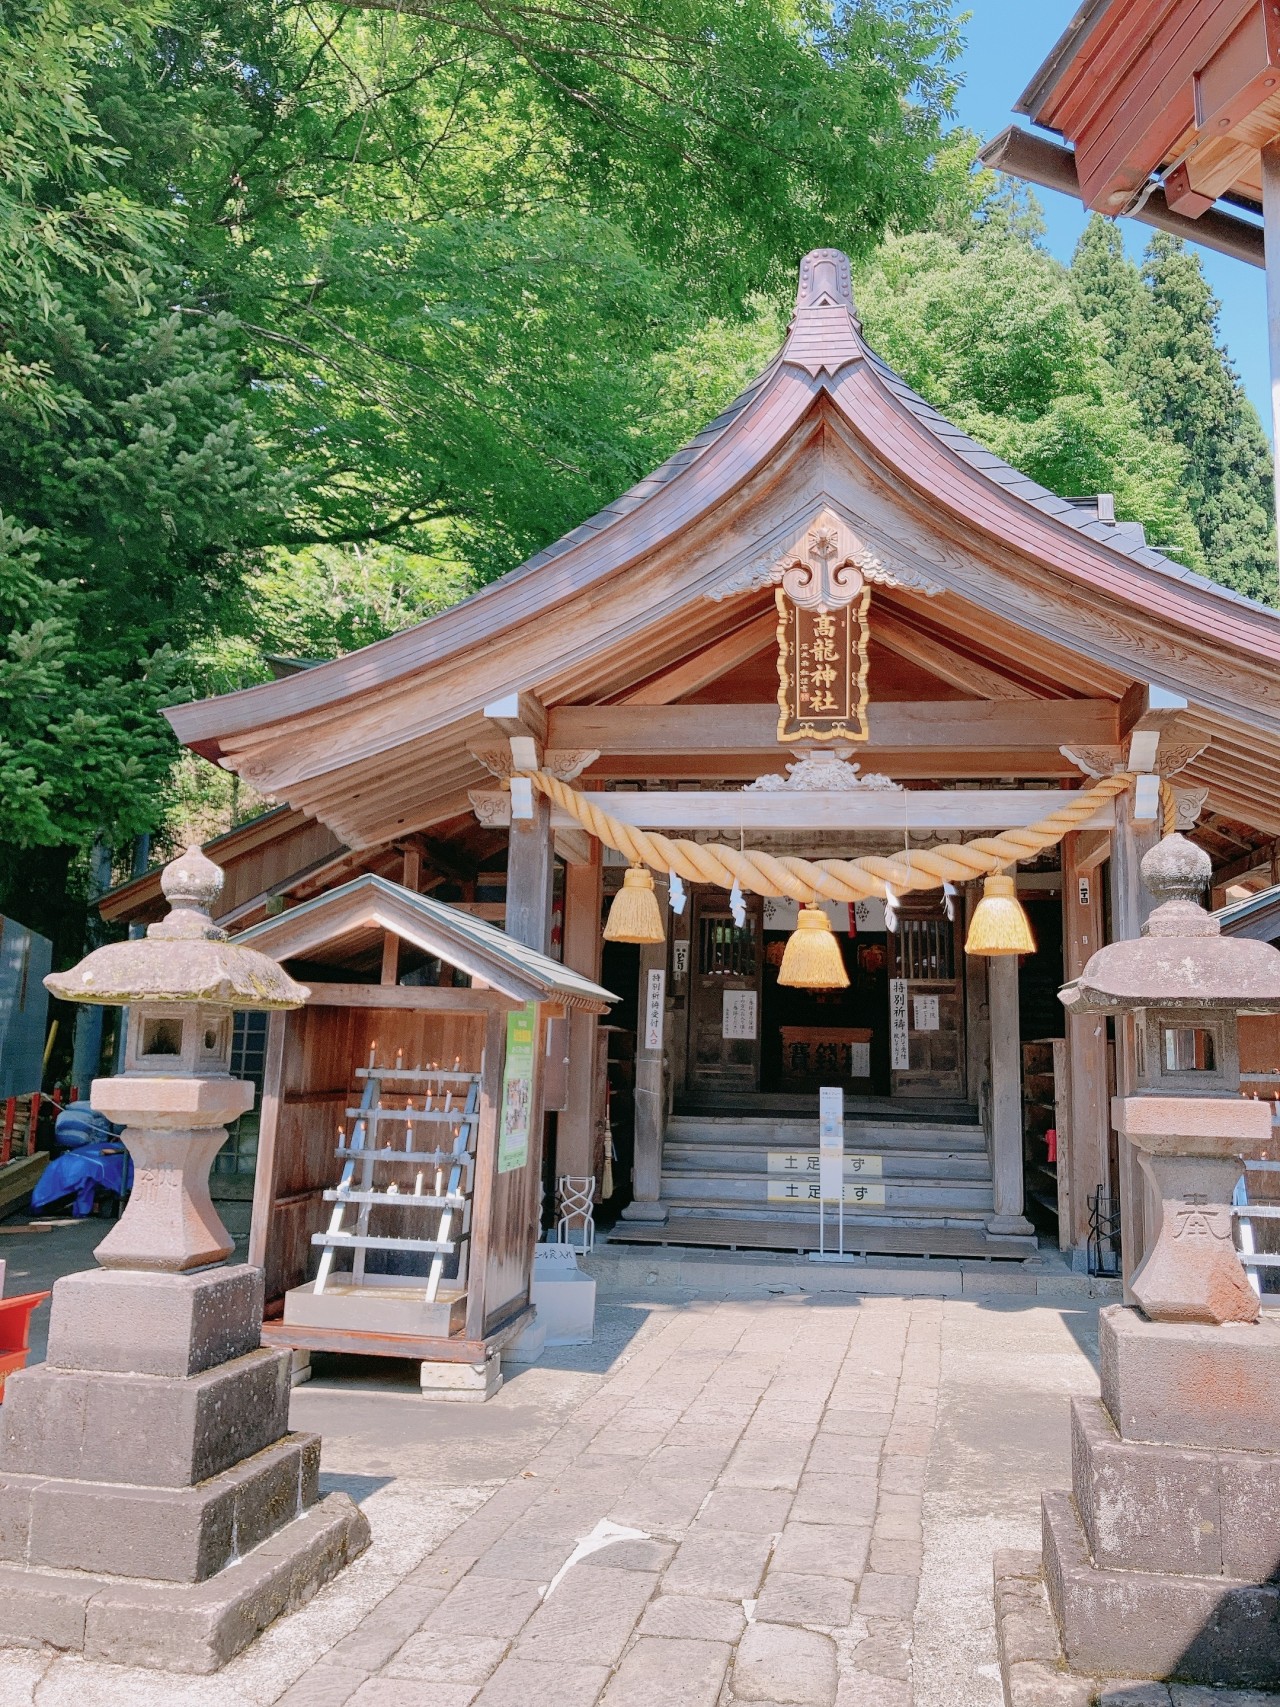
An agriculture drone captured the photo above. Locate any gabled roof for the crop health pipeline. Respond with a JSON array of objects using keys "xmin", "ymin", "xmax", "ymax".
[
  {"xmin": 237, "ymin": 875, "xmax": 615, "ymax": 1012},
  {"xmin": 1215, "ymin": 883, "xmax": 1280, "ymax": 944},
  {"xmin": 166, "ymin": 247, "xmax": 1280, "ymax": 848}
]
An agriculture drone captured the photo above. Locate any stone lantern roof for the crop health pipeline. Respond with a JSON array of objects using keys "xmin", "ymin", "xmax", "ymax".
[
  {"xmin": 1060, "ymin": 833, "xmax": 1280, "ymax": 1016},
  {"xmin": 44, "ymin": 845, "xmax": 308, "ymax": 1010}
]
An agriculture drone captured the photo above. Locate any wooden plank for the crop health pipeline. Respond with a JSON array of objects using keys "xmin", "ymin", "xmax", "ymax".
[
  {"xmin": 583, "ymin": 749, "xmax": 1090, "ymax": 783},
  {"xmin": 620, "ymin": 610, "xmax": 776, "ymax": 704},
  {"xmin": 248, "ymin": 1011, "xmax": 288, "ymax": 1271},
  {"xmin": 472, "ymin": 788, "xmax": 1118, "ymax": 834},
  {"xmin": 465, "ymin": 1008, "xmax": 507, "ymax": 1342},
  {"xmin": 380, "ymin": 930, "xmax": 399, "ymax": 986},
  {"xmin": 303, "ymin": 983, "xmax": 517, "ymax": 1012},
  {"xmin": 505, "ymin": 791, "xmax": 554, "ymax": 953},
  {"xmin": 260, "ymin": 1303, "xmax": 534, "ymax": 1362},
  {"xmin": 874, "ymin": 612, "xmax": 1036, "ymax": 700},
  {"xmin": 547, "ymin": 700, "xmax": 1120, "ymax": 755},
  {"xmin": 558, "ymin": 845, "xmax": 604, "ymax": 1180},
  {"xmin": 1061, "ymin": 833, "xmax": 1110, "ymax": 1253}
]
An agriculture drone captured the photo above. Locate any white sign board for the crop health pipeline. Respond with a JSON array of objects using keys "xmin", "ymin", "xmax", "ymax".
[
  {"xmin": 672, "ymin": 940, "xmax": 690, "ymax": 978},
  {"xmin": 643, "ymin": 969, "xmax": 666, "ymax": 1052},
  {"xmin": 912, "ymin": 995, "xmax": 940, "ymax": 1032},
  {"xmin": 819, "ymin": 1087, "xmax": 844, "ymax": 1204},
  {"xmin": 849, "ymin": 1040, "xmax": 871, "ymax": 1078},
  {"xmin": 890, "ymin": 978, "xmax": 910, "ymax": 1070},
  {"xmin": 722, "ymin": 989, "xmax": 758, "ymax": 1040}
]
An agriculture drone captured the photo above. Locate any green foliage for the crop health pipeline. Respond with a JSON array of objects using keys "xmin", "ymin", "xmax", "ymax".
[
  {"xmin": 1071, "ymin": 221, "xmax": 1275, "ymax": 604},
  {"xmin": 856, "ymin": 221, "xmax": 1208, "ymax": 569}
]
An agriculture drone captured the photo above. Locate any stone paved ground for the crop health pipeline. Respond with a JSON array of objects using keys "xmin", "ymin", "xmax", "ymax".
[{"xmin": 0, "ymin": 1255, "xmax": 1124, "ymax": 1707}]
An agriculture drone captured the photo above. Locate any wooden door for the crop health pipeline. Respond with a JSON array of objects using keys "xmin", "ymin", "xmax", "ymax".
[
  {"xmin": 889, "ymin": 909, "xmax": 966, "ymax": 1100},
  {"xmin": 688, "ymin": 890, "xmax": 762, "ymax": 1092}
]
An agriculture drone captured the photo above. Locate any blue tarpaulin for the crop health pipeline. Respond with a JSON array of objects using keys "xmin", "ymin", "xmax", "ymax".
[{"xmin": 31, "ymin": 1140, "xmax": 131, "ymax": 1218}]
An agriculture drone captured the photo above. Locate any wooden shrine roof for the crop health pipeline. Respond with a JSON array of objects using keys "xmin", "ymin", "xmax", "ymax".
[
  {"xmin": 238, "ymin": 875, "xmax": 616, "ymax": 1012},
  {"xmin": 165, "ymin": 247, "xmax": 1280, "ymax": 848},
  {"xmin": 1016, "ymin": 1, "xmax": 1278, "ymax": 215}
]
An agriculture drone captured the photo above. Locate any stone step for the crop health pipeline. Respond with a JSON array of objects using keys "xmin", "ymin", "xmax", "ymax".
[
  {"xmin": 666, "ymin": 1116, "xmax": 987, "ymax": 1152},
  {"xmin": 663, "ymin": 1144, "xmax": 992, "ymax": 1179},
  {"xmin": 660, "ymin": 1173, "xmax": 995, "ymax": 1213}
]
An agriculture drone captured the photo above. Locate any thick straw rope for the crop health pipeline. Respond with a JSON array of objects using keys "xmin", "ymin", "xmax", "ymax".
[{"xmin": 522, "ymin": 771, "xmax": 1176, "ymax": 903}]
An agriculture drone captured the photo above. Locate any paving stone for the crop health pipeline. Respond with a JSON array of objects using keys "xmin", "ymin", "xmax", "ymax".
[
  {"xmin": 693, "ymin": 1486, "xmax": 793, "ymax": 1534},
  {"xmin": 384, "ymin": 1631, "xmax": 509, "ymax": 1683},
  {"xmin": 847, "ymin": 1621, "xmax": 911, "ymax": 1681},
  {"xmin": 350, "ymin": 1683, "xmax": 479, "ymax": 1706},
  {"xmin": 638, "ymin": 1594, "xmax": 746, "ymax": 1643},
  {"xmin": 1096, "ymin": 1687, "xmax": 1174, "ymax": 1706},
  {"xmin": 425, "ymin": 1576, "xmax": 544, "ymax": 1638},
  {"xmin": 1002, "ymin": 1661, "xmax": 1097, "ymax": 1706},
  {"xmin": 732, "ymin": 1621, "xmax": 838, "ymax": 1705},
  {"xmin": 515, "ymin": 1565, "xmax": 657, "ymax": 1667},
  {"xmin": 721, "ymin": 1440, "xmax": 809, "ymax": 1491},
  {"xmin": 660, "ymin": 1528, "xmax": 773, "ymax": 1601},
  {"xmin": 468, "ymin": 1530, "xmax": 574, "ymax": 1582},
  {"xmin": 753, "ymin": 1570, "xmax": 856, "ymax": 1628},
  {"xmin": 327, "ymin": 1586, "xmax": 448, "ymax": 1669},
  {"xmin": 835, "ymin": 1675, "xmax": 912, "ymax": 1707},
  {"xmin": 770, "ymin": 1522, "xmax": 869, "ymax": 1581},
  {"xmin": 868, "ymin": 1538, "xmax": 922, "ymax": 1576},
  {"xmin": 601, "ymin": 1635, "xmax": 730, "ymax": 1705},
  {"xmin": 804, "ymin": 1436, "xmax": 881, "ymax": 1476},
  {"xmin": 579, "ymin": 1536, "xmax": 675, "ymax": 1572},
  {"xmin": 277, "ymin": 1664, "xmax": 369, "ymax": 1707},
  {"xmin": 855, "ymin": 1572, "xmax": 918, "ymax": 1617},
  {"xmin": 791, "ymin": 1475, "xmax": 878, "ymax": 1527},
  {"xmin": 878, "ymin": 1456, "xmax": 927, "ymax": 1495}
]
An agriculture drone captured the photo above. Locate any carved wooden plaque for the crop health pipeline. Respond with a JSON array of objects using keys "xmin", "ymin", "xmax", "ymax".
[{"xmin": 775, "ymin": 587, "xmax": 870, "ymax": 744}]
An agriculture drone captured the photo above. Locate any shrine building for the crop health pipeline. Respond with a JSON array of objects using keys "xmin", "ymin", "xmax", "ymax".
[{"xmin": 105, "ymin": 249, "xmax": 1280, "ymax": 1304}]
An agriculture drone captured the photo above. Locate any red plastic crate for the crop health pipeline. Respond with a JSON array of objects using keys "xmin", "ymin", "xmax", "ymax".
[{"xmin": 0, "ymin": 1292, "xmax": 50, "ymax": 1401}]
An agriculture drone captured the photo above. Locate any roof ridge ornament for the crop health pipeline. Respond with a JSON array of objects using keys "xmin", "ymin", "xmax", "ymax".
[
  {"xmin": 782, "ymin": 248, "xmax": 865, "ymax": 379},
  {"xmin": 706, "ymin": 506, "xmax": 942, "ymax": 602}
]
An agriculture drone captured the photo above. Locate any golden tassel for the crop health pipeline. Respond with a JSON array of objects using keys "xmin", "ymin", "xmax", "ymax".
[
  {"xmin": 778, "ymin": 906, "xmax": 850, "ymax": 989},
  {"xmin": 603, "ymin": 866, "xmax": 666, "ymax": 944},
  {"xmin": 964, "ymin": 874, "xmax": 1036, "ymax": 956}
]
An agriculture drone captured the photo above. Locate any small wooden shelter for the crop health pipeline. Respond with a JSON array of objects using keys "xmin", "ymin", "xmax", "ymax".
[{"xmin": 236, "ymin": 876, "xmax": 613, "ymax": 1370}]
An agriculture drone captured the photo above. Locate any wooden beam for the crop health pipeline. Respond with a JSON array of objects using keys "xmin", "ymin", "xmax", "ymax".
[
  {"xmin": 1208, "ymin": 837, "xmax": 1280, "ymax": 887},
  {"xmin": 379, "ymin": 930, "xmax": 400, "ymax": 986},
  {"xmin": 482, "ymin": 689, "xmax": 547, "ymax": 746},
  {"xmin": 303, "ymin": 982, "xmax": 518, "ymax": 1011},
  {"xmin": 584, "ymin": 749, "xmax": 1090, "ymax": 782},
  {"xmin": 547, "ymin": 700, "xmax": 1119, "ymax": 755},
  {"xmin": 619, "ymin": 610, "xmax": 775, "ymax": 705},
  {"xmin": 874, "ymin": 613, "xmax": 1036, "ymax": 701},
  {"xmin": 554, "ymin": 827, "xmax": 594, "ymax": 866},
  {"xmin": 471, "ymin": 787, "xmax": 1117, "ymax": 834}
]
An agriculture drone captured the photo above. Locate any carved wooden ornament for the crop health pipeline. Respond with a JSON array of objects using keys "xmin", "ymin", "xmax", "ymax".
[{"xmin": 774, "ymin": 517, "xmax": 871, "ymax": 745}]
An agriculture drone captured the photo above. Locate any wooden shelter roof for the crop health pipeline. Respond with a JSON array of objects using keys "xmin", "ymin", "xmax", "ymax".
[
  {"xmin": 1016, "ymin": 0, "xmax": 1279, "ymax": 216},
  {"xmin": 166, "ymin": 247, "xmax": 1280, "ymax": 847},
  {"xmin": 237, "ymin": 875, "xmax": 615, "ymax": 1012}
]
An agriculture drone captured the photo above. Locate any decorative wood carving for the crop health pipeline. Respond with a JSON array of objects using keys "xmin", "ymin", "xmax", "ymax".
[
  {"xmin": 470, "ymin": 748, "xmax": 599, "ymax": 781},
  {"xmin": 1060, "ymin": 745, "xmax": 1126, "ymax": 779},
  {"xmin": 706, "ymin": 506, "xmax": 942, "ymax": 603},
  {"xmin": 1173, "ymin": 786, "xmax": 1209, "ymax": 829},
  {"xmin": 745, "ymin": 756, "xmax": 901, "ymax": 793}
]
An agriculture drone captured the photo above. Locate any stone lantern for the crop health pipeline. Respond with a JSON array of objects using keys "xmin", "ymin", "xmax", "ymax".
[
  {"xmin": 1060, "ymin": 831, "xmax": 1280, "ymax": 1325},
  {"xmin": 0, "ymin": 848, "xmax": 368, "ymax": 1675},
  {"xmin": 993, "ymin": 833, "xmax": 1280, "ymax": 1696},
  {"xmin": 47, "ymin": 844, "xmax": 308, "ymax": 1272}
]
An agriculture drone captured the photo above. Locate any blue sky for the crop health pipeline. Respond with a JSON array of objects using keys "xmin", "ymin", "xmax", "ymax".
[{"xmin": 950, "ymin": 0, "xmax": 1270, "ymax": 430}]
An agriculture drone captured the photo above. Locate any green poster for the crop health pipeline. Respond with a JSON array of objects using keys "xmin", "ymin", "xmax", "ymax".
[{"xmin": 497, "ymin": 1002, "xmax": 537, "ymax": 1173}]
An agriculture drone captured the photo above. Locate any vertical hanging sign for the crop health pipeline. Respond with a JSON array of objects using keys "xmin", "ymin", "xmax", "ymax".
[
  {"xmin": 819, "ymin": 1086, "xmax": 844, "ymax": 1204},
  {"xmin": 498, "ymin": 1001, "xmax": 537, "ymax": 1173},
  {"xmin": 889, "ymin": 978, "xmax": 910, "ymax": 1070},
  {"xmin": 644, "ymin": 969, "xmax": 666, "ymax": 1052}
]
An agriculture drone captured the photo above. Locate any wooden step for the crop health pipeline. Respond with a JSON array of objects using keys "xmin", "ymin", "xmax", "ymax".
[
  {"xmin": 607, "ymin": 1215, "xmax": 1036, "ymax": 1260},
  {"xmin": 663, "ymin": 1145, "xmax": 991, "ymax": 1180},
  {"xmin": 666, "ymin": 1117, "xmax": 987, "ymax": 1153}
]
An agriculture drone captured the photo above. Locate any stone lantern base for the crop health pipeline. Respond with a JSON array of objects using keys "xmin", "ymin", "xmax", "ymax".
[
  {"xmin": 995, "ymin": 1304, "xmax": 1280, "ymax": 1700},
  {"xmin": 0, "ymin": 1265, "xmax": 369, "ymax": 1674}
]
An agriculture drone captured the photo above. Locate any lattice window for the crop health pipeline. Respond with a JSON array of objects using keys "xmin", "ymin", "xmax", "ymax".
[
  {"xmin": 894, "ymin": 918, "xmax": 955, "ymax": 983},
  {"xmin": 699, "ymin": 915, "xmax": 758, "ymax": 978}
]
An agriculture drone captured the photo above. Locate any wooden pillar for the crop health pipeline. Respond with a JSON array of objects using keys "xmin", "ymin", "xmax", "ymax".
[
  {"xmin": 506, "ymin": 792, "xmax": 554, "ymax": 954},
  {"xmin": 1110, "ymin": 788, "xmax": 1160, "ymax": 1299},
  {"xmin": 622, "ymin": 880, "xmax": 670, "ymax": 1223},
  {"xmin": 987, "ymin": 952, "xmax": 1033, "ymax": 1236},
  {"xmin": 558, "ymin": 843, "xmax": 603, "ymax": 1182},
  {"xmin": 1263, "ymin": 141, "xmax": 1280, "ymax": 586},
  {"xmin": 1060, "ymin": 833, "xmax": 1109, "ymax": 1257}
]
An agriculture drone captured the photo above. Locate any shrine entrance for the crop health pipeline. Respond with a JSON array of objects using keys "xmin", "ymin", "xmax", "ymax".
[{"xmin": 679, "ymin": 884, "xmax": 964, "ymax": 1110}]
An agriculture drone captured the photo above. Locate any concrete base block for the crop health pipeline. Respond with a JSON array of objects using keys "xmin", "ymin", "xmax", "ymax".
[
  {"xmin": 1100, "ymin": 1305, "xmax": 1280, "ymax": 1452},
  {"xmin": 44, "ymin": 1265, "xmax": 263, "ymax": 1378},
  {"xmin": 0, "ymin": 1433, "xmax": 321, "ymax": 1583},
  {"xmin": 419, "ymin": 1353, "xmax": 502, "ymax": 1402},
  {"xmin": 620, "ymin": 1200, "xmax": 669, "ymax": 1224},
  {"xmin": 531, "ymin": 1251, "xmax": 595, "ymax": 1346},
  {"xmin": 290, "ymin": 1350, "xmax": 312, "ymax": 1387},
  {"xmin": 1043, "ymin": 1489, "xmax": 1280, "ymax": 1687},
  {"xmin": 0, "ymin": 1493, "xmax": 370, "ymax": 1674},
  {"xmin": 502, "ymin": 1318, "xmax": 547, "ymax": 1366},
  {"xmin": 1072, "ymin": 1397, "xmax": 1280, "ymax": 1582},
  {"xmin": 0, "ymin": 1348, "xmax": 291, "ymax": 1488},
  {"xmin": 282, "ymin": 1281, "xmax": 465, "ymax": 1338}
]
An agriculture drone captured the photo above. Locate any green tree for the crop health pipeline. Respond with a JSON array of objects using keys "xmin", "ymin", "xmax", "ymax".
[{"xmin": 856, "ymin": 222, "xmax": 1207, "ymax": 568}]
